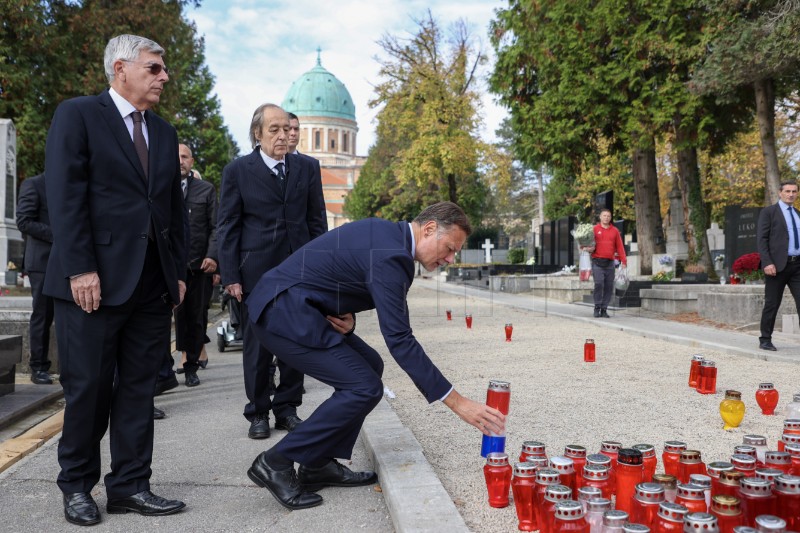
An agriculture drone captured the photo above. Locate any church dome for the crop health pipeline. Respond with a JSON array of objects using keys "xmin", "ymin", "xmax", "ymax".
[{"xmin": 282, "ymin": 51, "xmax": 356, "ymax": 121}]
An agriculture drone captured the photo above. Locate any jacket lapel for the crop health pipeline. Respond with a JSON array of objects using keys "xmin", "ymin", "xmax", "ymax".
[
  {"xmin": 246, "ymin": 149, "xmax": 282, "ymax": 199},
  {"xmin": 97, "ymin": 90, "xmax": 148, "ymax": 184},
  {"xmin": 145, "ymin": 109, "xmax": 159, "ymax": 192}
]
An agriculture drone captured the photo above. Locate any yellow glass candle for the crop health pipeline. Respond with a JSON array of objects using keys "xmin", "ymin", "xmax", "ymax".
[{"xmin": 719, "ymin": 390, "xmax": 745, "ymax": 431}]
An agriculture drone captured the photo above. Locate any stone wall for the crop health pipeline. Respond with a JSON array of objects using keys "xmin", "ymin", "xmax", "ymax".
[
  {"xmin": 0, "ymin": 298, "xmax": 58, "ymax": 373},
  {"xmin": 530, "ymin": 276, "xmax": 593, "ymax": 303}
]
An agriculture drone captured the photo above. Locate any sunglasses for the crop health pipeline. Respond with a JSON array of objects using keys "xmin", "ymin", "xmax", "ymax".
[{"xmin": 123, "ymin": 60, "xmax": 169, "ymax": 76}]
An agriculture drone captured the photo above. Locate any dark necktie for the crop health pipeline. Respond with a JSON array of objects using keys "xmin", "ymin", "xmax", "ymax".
[
  {"xmin": 131, "ymin": 111, "xmax": 148, "ymax": 180},
  {"xmin": 275, "ymin": 162, "xmax": 286, "ymax": 196},
  {"xmin": 790, "ymin": 205, "xmax": 799, "ymax": 249},
  {"xmin": 182, "ymin": 180, "xmax": 187, "ymax": 199}
]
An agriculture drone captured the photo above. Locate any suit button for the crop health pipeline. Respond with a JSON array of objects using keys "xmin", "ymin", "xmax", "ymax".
[{"xmin": 139, "ymin": 234, "xmax": 147, "ymax": 239}]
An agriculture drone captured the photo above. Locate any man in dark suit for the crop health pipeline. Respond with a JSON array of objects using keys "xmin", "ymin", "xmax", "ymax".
[
  {"xmin": 174, "ymin": 143, "xmax": 217, "ymax": 387},
  {"xmin": 217, "ymin": 103, "xmax": 327, "ymax": 440},
  {"xmin": 757, "ymin": 180, "xmax": 800, "ymax": 351},
  {"xmin": 244, "ymin": 202, "xmax": 506, "ymax": 510},
  {"xmin": 16, "ymin": 173, "xmax": 55, "ymax": 385},
  {"xmin": 44, "ymin": 34, "xmax": 186, "ymax": 526}
]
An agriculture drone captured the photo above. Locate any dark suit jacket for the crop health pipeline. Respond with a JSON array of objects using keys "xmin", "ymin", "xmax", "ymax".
[
  {"xmin": 758, "ymin": 202, "xmax": 798, "ymax": 273},
  {"xmin": 43, "ymin": 90, "xmax": 186, "ymax": 305},
  {"xmin": 246, "ymin": 218, "xmax": 452, "ymax": 403},
  {"xmin": 216, "ymin": 148, "xmax": 327, "ymax": 293},
  {"xmin": 16, "ymin": 174, "xmax": 52, "ymax": 273},
  {"xmin": 184, "ymin": 173, "xmax": 218, "ymax": 270}
]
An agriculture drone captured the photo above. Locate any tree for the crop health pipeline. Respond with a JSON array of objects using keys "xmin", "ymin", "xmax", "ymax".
[{"xmin": 344, "ymin": 12, "xmax": 488, "ymax": 225}]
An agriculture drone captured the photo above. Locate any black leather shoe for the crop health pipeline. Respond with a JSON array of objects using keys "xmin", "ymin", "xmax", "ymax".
[
  {"xmin": 298, "ymin": 459, "xmax": 378, "ymax": 491},
  {"xmin": 275, "ymin": 414, "xmax": 303, "ymax": 432},
  {"xmin": 154, "ymin": 373, "xmax": 179, "ymax": 396},
  {"xmin": 199, "ymin": 359, "xmax": 208, "ymax": 369},
  {"xmin": 176, "ymin": 367, "xmax": 184, "ymax": 374},
  {"xmin": 153, "ymin": 407, "xmax": 165, "ymax": 420},
  {"xmin": 247, "ymin": 452, "xmax": 322, "ymax": 510},
  {"xmin": 600, "ymin": 309, "xmax": 610, "ymax": 318},
  {"xmin": 593, "ymin": 308, "xmax": 601, "ymax": 318},
  {"xmin": 31, "ymin": 370, "xmax": 53, "ymax": 385},
  {"xmin": 248, "ymin": 413, "xmax": 271, "ymax": 439},
  {"xmin": 107, "ymin": 490, "xmax": 186, "ymax": 516},
  {"xmin": 759, "ymin": 341, "xmax": 778, "ymax": 351},
  {"xmin": 64, "ymin": 492, "xmax": 101, "ymax": 526},
  {"xmin": 185, "ymin": 371, "xmax": 200, "ymax": 387}
]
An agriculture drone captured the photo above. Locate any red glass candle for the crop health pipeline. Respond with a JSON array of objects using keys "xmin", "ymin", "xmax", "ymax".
[
  {"xmin": 551, "ymin": 456, "xmax": 577, "ymax": 497},
  {"xmin": 773, "ymin": 474, "xmax": 800, "ymax": 530},
  {"xmin": 716, "ymin": 471, "xmax": 745, "ymax": 499},
  {"xmin": 520, "ymin": 440, "xmax": 547, "ymax": 463},
  {"xmin": 587, "ymin": 454, "xmax": 614, "ymax": 496},
  {"xmin": 445, "ymin": 308, "xmax": 452, "ymax": 320},
  {"xmin": 684, "ymin": 512, "xmax": 719, "ymax": 533},
  {"xmin": 633, "ymin": 444, "xmax": 658, "ymax": 482},
  {"xmin": 513, "ymin": 462, "xmax": 540, "ymax": 531},
  {"xmin": 505, "ymin": 323, "xmax": 513, "ymax": 342},
  {"xmin": 698, "ymin": 360, "xmax": 717, "ymax": 394},
  {"xmin": 755, "ymin": 383, "xmax": 779, "ymax": 416},
  {"xmin": 600, "ymin": 441, "xmax": 622, "ymax": 489},
  {"xmin": 566, "ymin": 445, "xmax": 588, "ymax": 487},
  {"xmin": 484, "ymin": 452, "xmax": 512, "ymax": 508},
  {"xmin": 663, "ymin": 442, "xmax": 688, "ymax": 478},
  {"xmin": 585, "ymin": 339, "xmax": 596, "ymax": 362},
  {"xmin": 552, "ymin": 500, "xmax": 590, "ymax": 533},
  {"xmin": 679, "ymin": 450, "xmax": 706, "ymax": 484},
  {"xmin": 737, "ymin": 478, "xmax": 776, "ymax": 527},
  {"xmin": 536, "ymin": 468, "xmax": 562, "ymax": 533},
  {"xmin": 651, "ymin": 501, "xmax": 688, "ymax": 533},
  {"xmin": 731, "ymin": 454, "xmax": 757, "ymax": 478},
  {"xmin": 779, "ymin": 420, "xmax": 800, "ymax": 452},
  {"xmin": 690, "ymin": 474, "xmax": 712, "ymax": 511},
  {"xmin": 780, "ymin": 430, "xmax": 800, "ymax": 453},
  {"xmin": 689, "ymin": 355, "xmax": 704, "ymax": 388},
  {"xmin": 764, "ymin": 452, "xmax": 792, "ymax": 475},
  {"xmin": 583, "ymin": 464, "xmax": 613, "ymax": 500},
  {"xmin": 465, "ymin": 313, "xmax": 473, "ymax": 329},
  {"xmin": 630, "ymin": 482, "xmax": 666, "ymax": 529},
  {"xmin": 785, "ymin": 443, "xmax": 800, "ymax": 475},
  {"xmin": 481, "ymin": 380, "xmax": 510, "ymax": 457},
  {"xmin": 676, "ymin": 483, "xmax": 708, "ymax": 514},
  {"xmin": 616, "ymin": 449, "xmax": 645, "ymax": 514},
  {"xmin": 543, "ymin": 485, "xmax": 573, "ymax": 533},
  {"xmin": 754, "ymin": 468, "xmax": 784, "ymax": 487},
  {"xmin": 710, "ymin": 495, "xmax": 743, "ymax": 533},
  {"xmin": 708, "ymin": 462, "xmax": 735, "ymax": 500}
]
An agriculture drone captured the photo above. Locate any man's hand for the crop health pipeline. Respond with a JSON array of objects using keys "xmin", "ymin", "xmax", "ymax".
[
  {"xmin": 326, "ymin": 313, "xmax": 355, "ymax": 334},
  {"xmin": 178, "ymin": 280, "xmax": 186, "ymax": 305},
  {"xmin": 581, "ymin": 245, "xmax": 596, "ymax": 253},
  {"xmin": 200, "ymin": 257, "xmax": 217, "ymax": 273},
  {"xmin": 765, "ymin": 264, "xmax": 777, "ymax": 276},
  {"xmin": 442, "ymin": 389, "xmax": 505, "ymax": 436},
  {"xmin": 226, "ymin": 283, "xmax": 243, "ymax": 302},
  {"xmin": 71, "ymin": 272, "xmax": 101, "ymax": 313}
]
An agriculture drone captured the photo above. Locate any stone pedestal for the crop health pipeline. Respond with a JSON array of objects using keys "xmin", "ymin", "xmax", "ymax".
[
  {"xmin": 665, "ymin": 188, "xmax": 688, "ymax": 261},
  {"xmin": 0, "ymin": 334, "xmax": 22, "ymax": 397},
  {"xmin": 0, "ymin": 119, "xmax": 23, "ymax": 272}
]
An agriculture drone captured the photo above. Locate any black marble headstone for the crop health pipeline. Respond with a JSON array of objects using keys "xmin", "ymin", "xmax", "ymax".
[
  {"xmin": 0, "ymin": 335, "xmax": 22, "ymax": 397},
  {"xmin": 540, "ymin": 220, "xmax": 555, "ymax": 266},
  {"xmin": 555, "ymin": 216, "xmax": 576, "ymax": 266},
  {"xmin": 724, "ymin": 206, "xmax": 762, "ymax": 269}
]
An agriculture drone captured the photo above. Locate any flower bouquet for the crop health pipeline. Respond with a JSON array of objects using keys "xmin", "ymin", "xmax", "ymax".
[
  {"xmin": 571, "ymin": 223, "xmax": 595, "ymax": 248},
  {"xmin": 658, "ymin": 255, "xmax": 673, "ymax": 267},
  {"xmin": 732, "ymin": 252, "xmax": 764, "ymax": 282}
]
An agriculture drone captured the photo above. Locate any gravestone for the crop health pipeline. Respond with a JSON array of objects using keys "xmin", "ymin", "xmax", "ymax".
[
  {"xmin": 724, "ymin": 206, "xmax": 760, "ymax": 269},
  {"xmin": 481, "ymin": 238, "xmax": 495, "ymax": 264},
  {"xmin": 555, "ymin": 216, "xmax": 576, "ymax": 267},
  {"xmin": 540, "ymin": 220, "xmax": 555, "ymax": 266},
  {"xmin": 0, "ymin": 119, "xmax": 23, "ymax": 278},
  {"xmin": 665, "ymin": 186, "xmax": 689, "ymax": 261},
  {"xmin": 707, "ymin": 222, "xmax": 726, "ymax": 271}
]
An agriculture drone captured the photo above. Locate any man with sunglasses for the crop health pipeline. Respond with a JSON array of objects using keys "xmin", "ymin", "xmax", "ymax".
[{"xmin": 44, "ymin": 34, "xmax": 186, "ymax": 526}]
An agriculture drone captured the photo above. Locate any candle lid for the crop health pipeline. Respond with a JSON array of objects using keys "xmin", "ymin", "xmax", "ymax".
[
  {"xmin": 550, "ymin": 455, "xmax": 575, "ymax": 474},
  {"xmin": 535, "ymin": 468, "xmax": 561, "ymax": 484},
  {"xmin": 739, "ymin": 477, "xmax": 773, "ymax": 497},
  {"xmin": 652, "ymin": 473, "xmax": 678, "ymax": 489},
  {"xmin": 759, "ymin": 382, "xmax": 775, "ymax": 390},
  {"xmin": 785, "ymin": 443, "xmax": 800, "ymax": 458},
  {"xmin": 586, "ymin": 338, "xmax": 594, "ymax": 343},
  {"xmin": 794, "ymin": 393, "xmax": 800, "ymax": 402},
  {"xmin": 583, "ymin": 464, "xmax": 610, "ymax": 480},
  {"xmin": 513, "ymin": 462, "xmax": 538, "ymax": 477},
  {"xmin": 487, "ymin": 380, "xmax": 510, "ymax": 392},
  {"xmin": 622, "ymin": 524, "xmax": 650, "ymax": 533},
  {"xmin": 765, "ymin": 451, "xmax": 791, "ymax": 465},
  {"xmin": 718, "ymin": 470, "xmax": 745, "ymax": 486},
  {"xmin": 691, "ymin": 354, "xmax": 704, "ymax": 361},
  {"xmin": 706, "ymin": 462, "xmax": 734, "ymax": 478},
  {"xmin": 732, "ymin": 528, "xmax": 759, "ymax": 533},
  {"xmin": 689, "ymin": 474, "xmax": 711, "ymax": 488},
  {"xmin": 603, "ymin": 510, "xmax": 629, "ymax": 527},
  {"xmin": 784, "ymin": 419, "xmax": 800, "ymax": 430},
  {"xmin": 774, "ymin": 474, "xmax": 800, "ymax": 495},
  {"xmin": 676, "ymin": 483, "xmax": 705, "ymax": 500},
  {"xmin": 554, "ymin": 500, "xmax": 585, "ymax": 520},
  {"xmin": 700, "ymin": 360, "xmax": 716, "ymax": 367},
  {"xmin": 683, "ymin": 512, "xmax": 718, "ymax": 533},
  {"xmin": 600, "ymin": 441, "xmax": 622, "ymax": 453},
  {"xmin": 565, "ymin": 444, "xmax": 587, "ymax": 458},
  {"xmin": 754, "ymin": 515, "xmax": 786, "ymax": 531},
  {"xmin": 545, "ymin": 484, "xmax": 572, "ymax": 502},
  {"xmin": 577, "ymin": 486, "xmax": 602, "ymax": 502},
  {"xmin": 586, "ymin": 498, "xmax": 612, "ymax": 512},
  {"xmin": 733, "ymin": 445, "xmax": 757, "ymax": 458},
  {"xmin": 755, "ymin": 468, "xmax": 785, "ymax": 483},
  {"xmin": 618, "ymin": 448, "xmax": 643, "ymax": 466},
  {"xmin": 710, "ymin": 494, "xmax": 741, "ymax": 515},
  {"xmin": 730, "ymin": 454, "xmax": 756, "ymax": 469},
  {"xmin": 725, "ymin": 390, "xmax": 742, "ymax": 400},
  {"xmin": 522, "ymin": 440, "xmax": 546, "ymax": 454},
  {"xmin": 657, "ymin": 501, "xmax": 689, "ymax": 522},
  {"xmin": 634, "ymin": 482, "xmax": 665, "ymax": 503},
  {"xmin": 632, "ymin": 444, "xmax": 656, "ymax": 458},
  {"xmin": 743, "ymin": 435, "xmax": 767, "ymax": 447},
  {"xmin": 486, "ymin": 452, "xmax": 509, "ymax": 466},
  {"xmin": 664, "ymin": 441, "xmax": 688, "ymax": 453},
  {"xmin": 525, "ymin": 456, "xmax": 550, "ymax": 468},
  {"xmin": 782, "ymin": 433, "xmax": 800, "ymax": 446},
  {"xmin": 586, "ymin": 453, "xmax": 612, "ymax": 466},
  {"xmin": 680, "ymin": 450, "xmax": 702, "ymax": 463}
]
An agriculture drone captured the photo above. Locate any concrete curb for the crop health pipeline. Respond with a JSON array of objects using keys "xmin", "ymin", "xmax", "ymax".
[{"xmin": 361, "ymin": 399, "xmax": 469, "ymax": 532}]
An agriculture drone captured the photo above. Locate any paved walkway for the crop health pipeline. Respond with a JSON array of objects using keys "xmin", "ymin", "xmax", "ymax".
[{"xmin": 1, "ymin": 278, "xmax": 798, "ymax": 532}]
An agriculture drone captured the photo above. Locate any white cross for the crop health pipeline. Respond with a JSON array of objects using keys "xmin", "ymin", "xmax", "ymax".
[{"xmin": 482, "ymin": 238, "xmax": 495, "ymax": 264}]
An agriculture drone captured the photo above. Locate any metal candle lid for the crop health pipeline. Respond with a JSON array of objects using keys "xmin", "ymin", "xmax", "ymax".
[
  {"xmin": 725, "ymin": 390, "xmax": 742, "ymax": 400},
  {"xmin": 755, "ymin": 468, "xmax": 785, "ymax": 484},
  {"xmin": 550, "ymin": 455, "xmax": 575, "ymax": 474},
  {"xmin": 733, "ymin": 528, "xmax": 759, "ymax": 533},
  {"xmin": 785, "ymin": 443, "xmax": 800, "ymax": 458},
  {"xmin": 743, "ymin": 435, "xmax": 768, "ymax": 447},
  {"xmin": 688, "ymin": 474, "xmax": 711, "ymax": 489},
  {"xmin": 652, "ymin": 473, "xmax": 678, "ymax": 490},
  {"xmin": 600, "ymin": 441, "xmax": 622, "ymax": 453},
  {"xmin": 784, "ymin": 419, "xmax": 800, "ymax": 430},
  {"xmin": 544, "ymin": 484, "xmax": 572, "ymax": 502},
  {"xmin": 680, "ymin": 450, "xmax": 702, "ymax": 463},
  {"xmin": 603, "ymin": 510, "xmax": 629, "ymax": 527},
  {"xmin": 513, "ymin": 462, "xmax": 538, "ymax": 477},
  {"xmin": 633, "ymin": 444, "xmax": 656, "ymax": 458},
  {"xmin": 634, "ymin": 482, "xmax": 665, "ymax": 504},
  {"xmin": 774, "ymin": 474, "xmax": 800, "ymax": 495},
  {"xmin": 618, "ymin": 448, "xmax": 643, "ymax": 466},
  {"xmin": 657, "ymin": 502, "xmax": 688, "ymax": 523},
  {"xmin": 765, "ymin": 451, "xmax": 791, "ymax": 465},
  {"xmin": 578, "ymin": 486, "xmax": 602, "ymax": 502},
  {"xmin": 664, "ymin": 441, "xmax": 688, "ymax": 454},
  {"xmin": 586, "ymin": 498, "xmax": 612, "ymax": 513},
  {"xmin": 486, "ymin": 452, "xmax": 510, "ymax": 466},
  {"xmin": 733, "ymin": 445, "xmax": 757, "ymax": 458},
  {"xmin": 488, "ymin": 380, "xmax": 511, "ymax": 392},
  {"xmin": 759, "ymin": 383, "xmax": 775, "ymax": 390},
  {"xmin": 676, "ymin": 483, "xmax": 705, "ymax": 500},
  {"xmin": 710, "ymin": 494, "xmax": 741, "ymax": 516},
  {"xmin": 583, "ymin": 464, "xmax": 610, "ymax": 481},
  {"xmin": 782, "ymin": 433, "xmax": 800, "ymax": 447},
  {"xmin": 739, "ymin": 477, "xmax": 773, "ymax": 497},
  {"xmin": 587, "ymin": 453, "xmax": 612, "ymax": 466},
  {"xmin": 754, "ymin": 515, "xmax": 786, "ymax": 531},
  {"xmin": 623, "ymin": 524, "xmax": 650, "ymax": 533},
  {"xmin": 565, "ymin": 444, "xmax": 587, "ymax": 459},
  {"xmin": 526, "ymin": 456, "xmax": 550, "ymax": 469},
  {"xmin": 706, "ymin": 462, "xmax": 735, "ymax": 479},
  {"xmin": 731, "ymin": 454, "xmax": 757, "ymax": 470},
  {"xmin": 691, "ymin": 354, "xmax": 705, "ymax": 361},
  {"xmin": 683, "ymin": 512, "xmax": 719, "ymax": 533},
  {"xmin": 586, "ymin": 338, "xmax": 595, "ymax": 344},
  {"xmin": 794, "ymin": 393, "xmax": 800, "ymax": 402},
  {"xmin": 535, "ymin": 468, "xmax": 561, "ymax": 484},
  {"xmin": 718, "ymin": 470, "xmax": 745, "ymax": 486},
  {"xmin": 554, "ymin": 500, "xmax": 585, "ymax": 520},
  {"xmin": 700, "ymin": 360, "xmax": 716, "ymax": 367},
  {"xmin": 522, "ymin": 440, "xmax": 547, "ymax": 455}
]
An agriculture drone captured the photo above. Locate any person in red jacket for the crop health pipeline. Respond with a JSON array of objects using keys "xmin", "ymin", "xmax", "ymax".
[{"xmin": 588, "ymin": 209, "xmax": 627, "ymax": 317}]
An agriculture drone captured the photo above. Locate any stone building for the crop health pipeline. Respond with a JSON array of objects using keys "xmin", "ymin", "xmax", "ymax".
[{"xmin": 282, "ymin": 51, "xmax": 366, "ymax": 228}]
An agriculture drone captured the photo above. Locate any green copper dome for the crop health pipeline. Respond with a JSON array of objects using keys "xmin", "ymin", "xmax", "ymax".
[{"xmin": 282, "ymin": 49, "xmax": 356, "ymax": 121}]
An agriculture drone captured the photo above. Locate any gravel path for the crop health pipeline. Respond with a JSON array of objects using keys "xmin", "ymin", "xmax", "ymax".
[{"xmin": 355, "ymin": 284, "xmax": 798, "ymax": 533}]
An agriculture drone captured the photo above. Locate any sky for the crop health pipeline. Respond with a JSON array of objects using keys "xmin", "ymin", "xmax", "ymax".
[{"xmin": 185, "ymin": 0, "xmax": 509, "ymax": 156}]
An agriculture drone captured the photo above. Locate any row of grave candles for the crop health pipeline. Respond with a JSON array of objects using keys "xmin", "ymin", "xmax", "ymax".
[
  {"xmin": 444, "ymin": 309, "xmax": 515, "ymax": 341},
  {"xmin": 484, "ymin": 438, "xmax": 800, "ymax": 532}
]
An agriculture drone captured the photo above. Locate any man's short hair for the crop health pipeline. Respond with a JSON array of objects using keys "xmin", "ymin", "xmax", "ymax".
[
  {"xmin": 599, "ymin": 208, "xmax": 612, "ymax": 216},
  {"xmin": 249, "ymin": 103, "xmax": 284, "ymax": 148},
  {"xmin": 780, "ymin": 180, "xmax": 798, "ymax": 191},
  {"xmin": 413, "ymin": 202, "xmax": 472, "ymax": 236},
  {"xmin": 288, "ymin": 112, "xmax": 299, "ymax": 122},
  {"xmin": 104, "ymin": 34, "xmax": 165, "ymax": 83},
  {"xmin": 179, "ymin": 143, "xmax": 193, "ymax": 158}
]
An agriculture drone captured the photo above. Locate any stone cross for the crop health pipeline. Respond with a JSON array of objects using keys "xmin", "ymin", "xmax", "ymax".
[{"xmin": 482, "ymin": 238, "xmax": 495, "ymax": 264}]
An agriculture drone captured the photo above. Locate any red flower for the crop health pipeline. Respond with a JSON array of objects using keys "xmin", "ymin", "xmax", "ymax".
[{"xmin": 732, "ymin": 252, "xmax": 761, "ymax": 274}]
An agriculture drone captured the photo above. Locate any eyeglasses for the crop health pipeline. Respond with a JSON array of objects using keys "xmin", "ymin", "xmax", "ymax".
[{"xmin": 122, "ymin": 60, "xmax": 169, "ymax": 76}]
